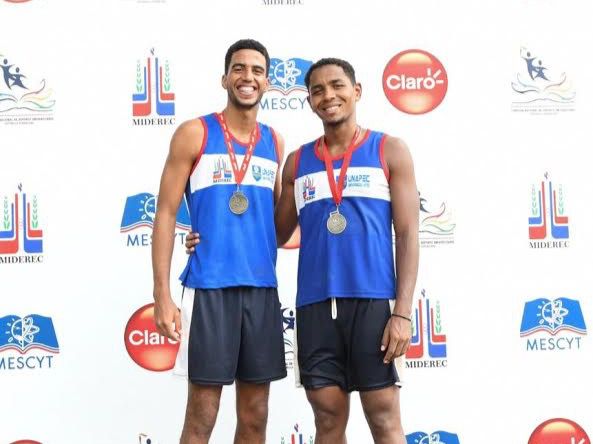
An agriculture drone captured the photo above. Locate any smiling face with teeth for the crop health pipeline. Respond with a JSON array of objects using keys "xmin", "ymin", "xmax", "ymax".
[
  {"xmin": 307, "ymin": 64, "xmax": 361, "ymax": 127},
  {"xmin": 222, "ymin": 49, "xmax": 269, "ymax": 110}
]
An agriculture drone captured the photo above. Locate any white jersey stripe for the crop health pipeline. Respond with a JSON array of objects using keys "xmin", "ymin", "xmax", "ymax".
[
  {"xmin": 294, "ymin": 166, "xmax": 390, "ymax": 213},
  {"xmin": 190, "ymin": 153, "xmax": 277, "ymax": 193}
]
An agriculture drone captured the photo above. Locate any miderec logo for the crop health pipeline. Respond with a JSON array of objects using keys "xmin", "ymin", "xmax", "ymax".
[
  {"xmin": 124, "ymin": 303, "xmax": 179, "ymax": 372},
  {"xmin": 383, "ymin": 49, "xmax": 447, "ymax": 115}
]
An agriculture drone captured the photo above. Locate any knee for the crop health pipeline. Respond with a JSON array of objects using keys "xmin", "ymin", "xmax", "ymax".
[
  {"xmin": 365, "ymin": 408, "xmax": 401, "ymax": 436},
  {"xmin": 238, "ymin": 397, "xmax": 268, "ymax": 432},
  {"xmin": 313, "ymin": 405, "xmax": 347, "ymax": 433}
]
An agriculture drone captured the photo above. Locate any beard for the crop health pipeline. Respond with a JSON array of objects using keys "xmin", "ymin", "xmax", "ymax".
[{"xmin": 228, "ymin": 89, "xmax": 263, "ymax": 110}]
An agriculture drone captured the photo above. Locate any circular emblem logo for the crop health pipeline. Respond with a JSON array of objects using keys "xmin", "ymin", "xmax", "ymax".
[
  {"xmin": 11, "ymin": 441, "xmax": 42, "ymax": 444},
  {"xmin": 4, "ymin": 1, "xmax": 33, "ymax": 3},
  {"xmin": 529, "ymin": 418, "xmax": 590, "ymax": 444},
  {"xmin": 382, "ymin": 49, "xmax": 448, "ymax": 115},
  {"xmin": 124, "ymin": 303, "xmax": 179, "ymax": 372}
]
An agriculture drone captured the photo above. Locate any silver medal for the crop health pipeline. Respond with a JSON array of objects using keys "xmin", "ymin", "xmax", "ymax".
[
  {"xmin": 229, "ymin": 191, "xmax": 249, "ymax": 215},
  {"xmin": 327, "ymin": 210, "xmax": 347, "ymax": 234}
]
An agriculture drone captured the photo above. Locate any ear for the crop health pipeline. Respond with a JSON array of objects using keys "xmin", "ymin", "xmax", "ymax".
[
  {"xmin": 306, "ymin": 93, "xmax": 313, "ymax": 110},
  {"xmin": 221, "ymin": 74, "xmax": 228, "ymax": 91},
  {"xmin": 354, "ymin": 82, "xmax": 362, "ymax": 101}
]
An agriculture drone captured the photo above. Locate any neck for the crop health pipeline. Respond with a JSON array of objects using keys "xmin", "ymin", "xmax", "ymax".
[
  {"xmin": 222, "ymin": 104, "xmax": 258, "ymax": 140},
  {"xmin": 322, "ymin": 118, "xmax": 360, "ymax": 155}
]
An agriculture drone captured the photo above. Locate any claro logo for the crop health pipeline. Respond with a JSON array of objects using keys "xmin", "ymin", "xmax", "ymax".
[
  {"xmin": 124, "ymin": 303, "xmax": 179, "ymax": 372},
  {"xmin": 382, "ymin": 49, "xmax": 448, "ymax": 115}
]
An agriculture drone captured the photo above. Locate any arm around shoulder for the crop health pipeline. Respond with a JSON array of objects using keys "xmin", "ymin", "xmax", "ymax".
[{"xmin": 275, "ymin": 149, "xmax": 299, "ymax": 246}]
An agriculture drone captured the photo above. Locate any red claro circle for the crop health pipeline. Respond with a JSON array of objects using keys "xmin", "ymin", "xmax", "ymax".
[
  {"xmin": 528, "ymin": 418, "xmax": 590, "ymax": 444},
  {"xmin": 124, "ymin": 303, "xmax": 180, "ymax": 372},
  {"xmin": 10, "ymin": 441, "xmax": 42, "ymax": 444},
  {"xmin": 4, "ymin": 1, "xmax": 33, "ymax": 3},
  {"xmin": 382, "ymin": 49, "xmax": 448, "ymax": 115}
]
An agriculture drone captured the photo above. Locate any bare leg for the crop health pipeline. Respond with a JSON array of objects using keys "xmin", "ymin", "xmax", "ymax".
[
  {"xmin": 359, "ymin": 386, "xmax": 405, "ymax": 444},
  {"xmin": 306, "ymin": 386, "xmax": 350, "ymax": 444},
  {"xmin": 180, "ymin": 383, "xmax": 223, "ymax": 444},
  {"xmin": 234, "ymin": 381, "xmax": 270, "ymax": 444}
]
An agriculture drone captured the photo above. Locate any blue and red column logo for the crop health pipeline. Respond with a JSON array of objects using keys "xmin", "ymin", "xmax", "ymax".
[
  {"xmin": 528, "ymin": 173, "xmax": 569, "ymax": 248},
  {"xmin": 0, "ymin": 185, "xmax": 43, "ymax": 263},
  {"xmin": 405, "ymin": 289, "xmax": 448, "ymax": 368},
  {"xmin": 132, "ymin": 48, "xmax": 175, "ymax": 125},
  {"xmin": 281, "ymin": 424, "xmax": 313, "ymax": 444}
]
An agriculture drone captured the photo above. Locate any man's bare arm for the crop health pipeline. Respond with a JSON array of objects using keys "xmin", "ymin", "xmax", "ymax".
[
  {"xmin": 381, "ymin": 136, "xmax": 420, "ymax": 362},
  {"xmin": 273, "ymin": 131, "xmax": 286, "ymax": 206},
  {"xmin": 152, "ymin": 119, "xmax": 203, "ymax": 340},
  {"xmin": 275, "ymin": 150, "xmax": 299, "ymax": 246}
]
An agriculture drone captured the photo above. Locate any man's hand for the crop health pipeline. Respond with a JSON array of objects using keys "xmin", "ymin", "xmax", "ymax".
[
  {"xmin": 185, "ymin": 231, "xmax": 200, "ymax": 254},
  {"xmin": 380, "ymin": 315, "xmax": 412, "ymax": 363},
  {"xmin": 154, "ymin": 294, "xmax": 181, "ymax": 342}
]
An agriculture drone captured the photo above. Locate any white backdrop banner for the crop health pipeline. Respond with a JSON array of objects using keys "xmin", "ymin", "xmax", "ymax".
[{"xmin": 1, "ymin": 0, "xmax": 592, "ymax": 443}]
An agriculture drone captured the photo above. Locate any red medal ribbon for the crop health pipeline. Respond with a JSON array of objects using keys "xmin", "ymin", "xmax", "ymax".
[
  {"xmin": 321, "ymin": 126, "xmax": 361, "ymax": 207},
  {"xmin": 216, "ymin": 112, "xmax": 257, "ymax": 187}
]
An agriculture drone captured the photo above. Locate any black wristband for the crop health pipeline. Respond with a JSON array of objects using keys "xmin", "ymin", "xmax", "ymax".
[{"xmin": 391, "ymin": 313, "xmax": 412, "ymax": 322}]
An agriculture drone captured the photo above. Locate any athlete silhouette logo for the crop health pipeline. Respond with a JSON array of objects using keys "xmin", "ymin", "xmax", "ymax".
[
  {"xmin": 521, "ymin": 49, "xmax": 549, "ymax": 81},
  {"xmin": 1, "ymin": 58, "xmax": 28, "ymax": 90}
]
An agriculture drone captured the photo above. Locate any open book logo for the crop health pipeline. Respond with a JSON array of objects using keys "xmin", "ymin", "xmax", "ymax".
[
  {"xmin": 406, "ymin": 431, "xmax": 460, "ymax": 444},
  {"xmin": 520, "ymin": 298, "xmax": 587, "ymax": 337},
  {"xmin": 120, "ymin": 192, "xmax": 190, "ymax": 233},
  {"xmin": 268, "ymin": 58, "xmax": 311, "ymax": 95},
  {"xmin": 0, "ymin": 314, "xmax": 59, "ymax": 354}
]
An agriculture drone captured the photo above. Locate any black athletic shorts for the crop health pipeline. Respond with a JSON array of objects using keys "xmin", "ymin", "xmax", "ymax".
[
  {"xmin": 174, "ymin": 286, "xmax": 287, "ymax": 385},
  {"xmin": 296, "ymin": 298, "xmax": 400, "ymax": 392}
]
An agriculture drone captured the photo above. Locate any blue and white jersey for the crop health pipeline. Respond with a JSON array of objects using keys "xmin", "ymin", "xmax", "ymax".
[
  {"xmin": 179, "ymin": 113, "xmax": 279, "ymax": 289},
  {"xmin": 294, "ymin": 130, "xmax": 396, "ymax": 307}
]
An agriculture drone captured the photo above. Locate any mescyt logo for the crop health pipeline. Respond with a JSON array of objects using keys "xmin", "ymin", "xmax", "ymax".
[
  {"xmin": 406, "ymin": 431, "xmax": 460, "ymax": 444},
  {"xmin": 120, "ymin": 192, "xmax": 190, "ymax": 247},
  {"xmin": 260, "ymin": 57, "xmax": 312, "ymax": 111},
  {"xmin": 0, "ymin": 314, "xmax": 59, "ymax": 370},
  {"xmin": 520, "ymin": 297, "xmax": 586, "ymax": 352}
]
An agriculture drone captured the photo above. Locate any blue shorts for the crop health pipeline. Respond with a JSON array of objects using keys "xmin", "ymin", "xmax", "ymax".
[{"xmin": 174, "ymin": 286, "xmax": 287, "ymax": 385}]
